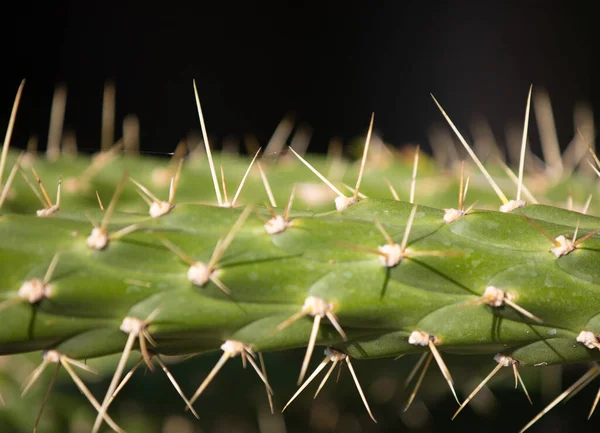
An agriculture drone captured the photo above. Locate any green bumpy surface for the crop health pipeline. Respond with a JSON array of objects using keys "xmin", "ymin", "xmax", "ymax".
[{"xmin": 2, "ymin": 149, "xmax": 600, "ymax": 369}]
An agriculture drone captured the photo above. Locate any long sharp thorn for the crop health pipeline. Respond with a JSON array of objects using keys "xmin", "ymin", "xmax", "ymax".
[
  {"xmin": 231, "ymin": 148, "xmax": 261, "ymax": 207},
  {"xmin": 33, "ymin": 363, "xmax": 60, "ymax": 433},
  {"xmin": 404, "ymin": 352, "xmax": 429, "ymax": 388},
  {"xmin": 354, "ymin": 113, "xmax": 375, "ymax": 201},
  {"xmin": 374, "ymin": 218, "xmax": 395, "ymax": 246},
  {"xmin": 428, "ymin": 340, "xmax": 459, "ymax": 404},
  {"xmin": 314, "ymin": 359, "xmax": 338, "ymax": 399},
  {"xmin": 298, "ymin": 315, "xmax": 322, "ymax": 385},
  {"xmin": 210, "ymin": 275, "xmax": 231, "ymax": 295},
  {"xmin": 580, "ymin": 128, "xmax": 600, "ymax": 169},
  {"xmin": 404, "ymin": 353, "xmax": 433, "ymax": 411},
  {"xmin": 100, "ymin": 172, "xmax": 129, "ymax": 233},
  {"xmin": 169, "ymin": 158, "xmax": 184, "ymax": 205},
  {"xmin": 207, "ymin": 205, "xmax": 252, "ymax": 270},
  {"xmin": 61, "ymin": 358, "xmax": 125, "ymax": 433},
  {"xmin": 346, "ymin": 357, "xmax": 377, "ymax": 423},
  {"xmin": 504, "ymin": 298, "xmax": 543, "ymax": 323},
  {"xmin": 257, "ymin": 162, "xmax": 277, "ymax": 208},
  {"xmin": 96, "ymin": 191, "xmax": 105, "ymax": 210},
  {"xmin": 514, "ymin": 364, "xmax": 533, "ymax": 404},
  {"xmin": 283, "ymin": 184, "xmax": 296, "ymax": 222},
  {"xmin": 583, "ymin": 194, "xmax": 593, "ymax": 215},
  {"xmin": 258, "ymin": 353, "xmax": 274, "ymax": 414},
  {"xmin": 534, "ymin": 88, "xmax": 563, "ymax": 175},
  {"xmin": 189, "ymin": 351, "xmax": 231, "ymax": 406},
  {"xmin": 0, "ymin": 155, "xmax": 22, "ymax": 209},
  {"xmin": 575, "ymin": 229, "xmax": 600, "ymax": 248},
  {"xmin": 431, "ymin": 94, "xmax": 509, "ymax": 204},
  {"xmin": 400, "ymin": 204, "xmax": 418, "ymax": 252},
  {"xmin": 220, "ymin": 163, "xmax": 228, "ymax": 204},
  {"xmin": 458, "ymin": 161, "xmax": 465, "ymax": 210},
  {"xmin": 497, "ymin": 158, "xmax": 539, "ymax": 204},
  {"xmin": 325, "ymin": 311, "xmax": 347, "ymax": 340},
  {"xmin": 92, "ymin": 331, "xmax": 136, "ymax": 433},
  {"xmin": 154, "ymin": 355, "xmax": 200, "ymax": 419},
  {"xmin": 46, "ymin": 85, "xmax": 67, "ymax": 161},
  {"xmin": 138, "ymin": 333, "xmax": 154, "ymax": 371},
  {"xmin": 55, "ymin": 176, "xmax": 61, "ymax": 208},
  {"xmin": 246, "ymin": 351, "xmax": 274, "ymax": 395},
  {"xmin": 21, "ymin": 359, "xmax": 50, "ymax": 397},
  {"xmin": 522, "ymin": 216, "xmax": 562, "ymax": 248},
  {"xmin": 282, "ymin": 357, "xmax": 330, "ymax": 412},
  {"xmin": 463, "ymin": 176, "xmax": 471, "ymax": 208},
  {"xmin": 158, "ymin": 236, "xmax": 195, "ymax": 266},
  {"xmin": 130, "ymin": 178, "xmax": 161, "ymax": 203},
  {"xmin": 384, "ymin": 178, "xmax": 400, "ymax": 201},
  {"xmin": 0, "ymin": 80, "xmax": 25, "ymax": 191},
  {"xmin": 452, "ymin": 362, "xmax": 504, "ymax": 420},
  {"xmin": 410, "ymin": 145, "xmax": 419, "ymax": 204},
  {"xmin": 193, "ymin": 79, "xmax": 222, "ymax": 206},
  {"xmin": 275, "ymin": 310, "xmax": 308, "ymax": 333},
  {"xmin": 517, "ymin": 85, "xmax": 533, "ymax": 201},
  {"xmin": 110, "ymin": 357, "xmax": 144, "ymax": 405},
  {"xmin": 288, "ymin": 146, "xmax": 345, "ymax": 197},
  {"xmin": 589, "ymin": 387, "xmax": 600, "ymax": 419},
  {"xmin": 43, "ymin": 252, "xmax": 61, "ymax": 285},
  {"xmin": 31, "ymin": 168, "xmax": 53, "ymax": 208},
  {"xmin": 520, "ymin": 367, "xmax": 600, "ymax": 433},
  {"xmin": 20, "ymin": 168, "xmax": 47, "ymax": 207}
]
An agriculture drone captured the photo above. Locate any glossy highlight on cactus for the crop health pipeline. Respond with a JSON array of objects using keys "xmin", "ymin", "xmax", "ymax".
[{"xmin": 1, "ymin": 80, "xmax": 600, "ymax": 433}]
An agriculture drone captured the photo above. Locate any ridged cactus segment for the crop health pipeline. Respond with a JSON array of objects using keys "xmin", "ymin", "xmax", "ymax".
[{"xmin": 3, "ymin": 81, "xmax": 600, "ymax": 432}]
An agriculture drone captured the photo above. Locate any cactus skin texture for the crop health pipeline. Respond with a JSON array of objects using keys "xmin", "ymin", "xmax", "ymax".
[{"xmin": 1, "ymin": 85, "xmax": 600, "ymax": 432}]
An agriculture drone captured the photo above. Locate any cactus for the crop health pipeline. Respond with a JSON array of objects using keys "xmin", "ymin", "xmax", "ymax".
[{"xmin": 1, "ymin": 79, "xmax": 600, "ymax": 433}]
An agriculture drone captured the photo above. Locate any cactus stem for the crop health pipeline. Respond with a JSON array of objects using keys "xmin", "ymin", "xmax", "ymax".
[
  {"xmin": 520, "ymin": 365, "xmax": 600, "ymax": 433},
  {"xmin": 408, "ymin": 330, "xmax": 459, "ymax": 404},
  {"xmin": 453, "ymin": 354, "xmax": 530, "ymax": 420},
  {"xmin": 188, "ymin": 340, "xmax": 273, "ymax": 408}
]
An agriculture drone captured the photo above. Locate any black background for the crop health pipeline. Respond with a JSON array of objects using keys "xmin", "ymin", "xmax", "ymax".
[{"xmin": 2, "ymin": 1, "xmax": 597, "ymax": 155}]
